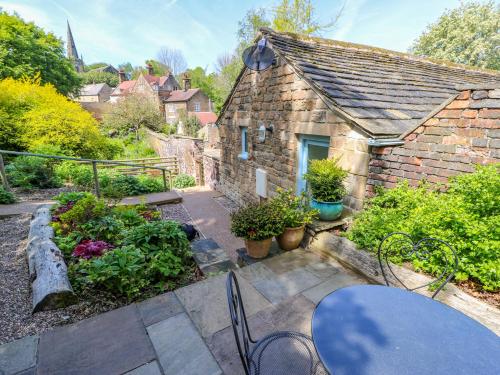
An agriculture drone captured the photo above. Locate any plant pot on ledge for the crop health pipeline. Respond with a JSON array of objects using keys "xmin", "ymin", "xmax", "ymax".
[
  {"xmin": 245, "ymin": 238, "xmax": 273, "ymax": 258},
  {"xmin": 311, "ymin": 198, "xmax": 344, "ymax": 221},
  {"xmin": 277, "ymin": 225, "xmax": 305, "ymax": 251},
  {"xmin": 304, "ymin": 158, "xmax": 348, "ymax": 222}
]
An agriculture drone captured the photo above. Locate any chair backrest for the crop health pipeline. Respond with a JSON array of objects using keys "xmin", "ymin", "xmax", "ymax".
[
  {"xmin": 226, "ymin": 271, "xmax": 256, "ymax": 375},
  {"xmin": 377, "ymin": 232, "xmax": 458, "ymax": 298}
]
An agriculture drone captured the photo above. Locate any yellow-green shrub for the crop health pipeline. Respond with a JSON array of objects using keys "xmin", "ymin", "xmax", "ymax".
[{"xmin": 0, "ymin": 77, "xmax": 117, "ymax": 159}]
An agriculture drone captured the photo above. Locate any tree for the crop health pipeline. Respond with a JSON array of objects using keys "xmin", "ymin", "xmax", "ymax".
[
  {"xmin": 176, "ymin": 110, "xmax": 201, "ymax": 138},
  {"xmin": 79, "ymin": 71, "xmax": 119, "ymax": 87},
  {"xmin": 0, "ymin": 11, "xmax": 81, "ymax": 96},
  {"xmin": 237, "ymin": 8, "xmax": 271, "ymax": 51},
  {"xmin": 103, "ymin": 94, "xmax": 164, "ymax": 139},
  {"xmin": 411, "ymin": 1, "xmax": 500, "ymax": 70},
  {"xmin": 84, "ymin": 62, "xmax": 108, "ymax": 72},
  {"xmin": 145, "ymin": 59, "xmax": 170, "ymax": 76},
  {"xmin": 157, "ymin": 47, "xmax": 188, "ymax": 75},
  {"xmin": 0, "ymin": 77, "xmax": 116, "ymax": 158}
]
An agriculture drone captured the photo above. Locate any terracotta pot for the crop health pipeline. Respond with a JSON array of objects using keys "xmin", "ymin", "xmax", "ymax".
[
  {"xmin": 245, "ymin": 238, "xmax": 273, "ymax": 259},
  {"xmin": 277, "ymin": 225, "xmax": 305, "ymax": 251}
]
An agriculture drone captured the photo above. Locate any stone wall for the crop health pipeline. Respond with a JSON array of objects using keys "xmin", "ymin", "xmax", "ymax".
[
  {"xmin": 203, "ymin": 149, "xmax": 220, "ymax": 190},
  {"xmin": 366, "ymin": 87, "xmax": 500, "ymax": 195},
  {"xmin": 218, "ymin": 60, "xmax": 370, "ymax": 210},
  {"xmin": 146, "ymin": 130, "xmax": 204, "ymax": 185}
]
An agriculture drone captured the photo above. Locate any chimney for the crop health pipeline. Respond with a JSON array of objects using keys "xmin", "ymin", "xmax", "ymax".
[
  {"xmin": 146, "ymin": 63, "xmax": 154, "ymax": 75},
  {"xmin": 183, "ymin": 74, "xmax": 191, "ymax": 91},
  {"xmin": 118, "ymin": 69, "xmax": 126, "ymax": 83}
]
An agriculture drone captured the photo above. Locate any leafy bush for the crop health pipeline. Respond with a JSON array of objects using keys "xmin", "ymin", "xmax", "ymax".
[
  {"xmin": 101, "ymin": 174, "xmax": 164, "ymax": 198},
  {"xmin": 53, "ymin": 191, "xmax": 92, "ymax": 205},
  {"xmin": 173, "ymin": 174, "xmax": 196, "ymax": 189},
  {"xmin": 0, "ymin": 185, "xmax": 16, "ymax": 204},
  {"xmin": 269, "ymin": 188, "xmax": 318, "ymax": 228},
  {"xmin": 304, "ymin": 158, "xmax": 348, "ymax": 202},
  {"xmin": 0, "ymin": 78, "xmax": 117, "ymax": 158},
  {"xmin": 56, "ymin": 195, "xmax": 107, "ymax": 233},
  {"xmin": 6, "ymin": 155, "xmax": 62, "ymax": 189},
  {"xmin": 231, "ymin": 203, "xmax": 284, "ymax": 240},
  {"xmin": 346, "ymin": 164, "xmax": 500, "ymax": 291}
]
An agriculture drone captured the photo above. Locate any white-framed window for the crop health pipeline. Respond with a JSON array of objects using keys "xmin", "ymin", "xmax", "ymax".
[
  {"xmin": 168, "ymin": 104, "xmax": 175, "ymax": 113},
  {"xmin": 194, "ymin": 102, "xmax": 201, "ymax": 112},
  {"xmin": 238, "ymin": 127, "xmax": 248, "ymax": 160}
]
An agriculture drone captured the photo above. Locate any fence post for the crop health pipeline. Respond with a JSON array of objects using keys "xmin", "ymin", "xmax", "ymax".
[
  {"xmin": 0, "ymin": 154, "xmax": 10, "ymax": 191},
  {"xmin": 92, "ymin": 161, "xmax": 101, "ymax": 198},
  {"xmin": 162, "ymin": 169, "xmax": 168, "ymax": 191},
  {"xmin": 169, "ymin": 171, "xmax": 173, "ymax": 190}
]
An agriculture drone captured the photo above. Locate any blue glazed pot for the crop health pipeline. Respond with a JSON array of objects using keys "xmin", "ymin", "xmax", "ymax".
[{"xmin": 311, "ymin": 198, "xmax": 343, "ymax": 221}]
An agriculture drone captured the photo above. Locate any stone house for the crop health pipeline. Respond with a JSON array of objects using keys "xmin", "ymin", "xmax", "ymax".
[
  {"xmin": 216, "ymin": 28, "xmax": 499, "ymax": 210},
  {"xmin": 164, "ymin": 77, "xmax": 215, "ymax": 124},
  {"xmin": 76, "ymin": 83, "xmax": 112, "ymax": 103}
]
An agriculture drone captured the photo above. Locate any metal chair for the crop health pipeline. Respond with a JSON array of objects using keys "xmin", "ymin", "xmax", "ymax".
[
  {"xmin": 377, "ymin": 232, "xmax": 458, "ymax": 298},
  {"xmin": 226, "ymin": 271, "xmax": 327, "ymax": 375}
]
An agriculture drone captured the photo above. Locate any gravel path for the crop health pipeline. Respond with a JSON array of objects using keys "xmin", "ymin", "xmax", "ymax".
[
  {"xmin": 12, "ymin": 186, "xmax": 75, "ymax": 203},
  {"xmin": 0, "ymin": 215, "xmax": 122, "ymax": 345},
  {"xmin": 159, "ymin": 202, "xmax": 193, "ymax": 223}
]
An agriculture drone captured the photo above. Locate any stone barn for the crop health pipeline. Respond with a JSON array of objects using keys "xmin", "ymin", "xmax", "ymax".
[{"xmin": 216, "ymin": 28, "xmax": 499, "ymax": 210}]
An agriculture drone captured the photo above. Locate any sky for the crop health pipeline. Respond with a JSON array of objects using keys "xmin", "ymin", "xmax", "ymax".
[{"xmin": 0, "ymin": 0, "xmax": 480, "ymax": 73}]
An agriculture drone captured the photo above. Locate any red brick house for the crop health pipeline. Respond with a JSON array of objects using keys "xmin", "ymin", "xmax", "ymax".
[{"xmin": 215, "ymin": 28, "xmax": 499, "ymax": 210}]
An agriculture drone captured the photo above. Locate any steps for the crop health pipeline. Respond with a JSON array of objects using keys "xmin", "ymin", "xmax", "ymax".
[{"xmin": 191, "ymin": 238, "xmax": 236, "ymax": 275}]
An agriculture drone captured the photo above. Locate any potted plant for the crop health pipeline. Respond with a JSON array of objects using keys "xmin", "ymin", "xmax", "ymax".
[
  {"xmin": 230, "ymin": 203, "xmax": 283, "ymax": 258},
  {"xmin": 304, "ymin": 158, "xmax": 348, "ymax": 221},
  {"xmin": 270, "ymin": 188, "xmax": 318, "ymax": 251}
]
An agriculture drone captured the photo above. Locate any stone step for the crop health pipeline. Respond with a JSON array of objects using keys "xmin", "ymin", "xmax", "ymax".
[
  {"xmin": 191, "ymin": 238, "xmax": 236, "ymax": 275},
  {"xmin": 236, "ymin": 240, "xmax": 285, "ymax": 267}
]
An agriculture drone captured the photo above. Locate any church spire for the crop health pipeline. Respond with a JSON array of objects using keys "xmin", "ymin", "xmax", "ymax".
[{"xmin": 67, "ymin": 21, "xmax": 84, "ymax": 72}]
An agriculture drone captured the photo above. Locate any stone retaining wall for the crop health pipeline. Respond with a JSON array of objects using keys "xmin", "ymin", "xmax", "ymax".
[
  {"xmin": 202, "ymin": 149, "xmax": 220, "ymax": 190},
  {"xmin": 366, "ymin": 87, "xmax": 500, "ymax": 194}
]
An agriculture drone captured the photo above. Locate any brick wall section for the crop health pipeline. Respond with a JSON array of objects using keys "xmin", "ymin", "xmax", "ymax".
[
  {"xmin": 218, "ymin": 60, "xmax": 370, "ymax": 210},
  {"xmin": 366, "ymin": 88, "xmax": 500, "ymax": 195}
]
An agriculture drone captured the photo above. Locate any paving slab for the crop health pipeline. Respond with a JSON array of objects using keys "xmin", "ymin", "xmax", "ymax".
[
  {"xmin": 120, "ymin": 191, "xmax": 182, "ymax": 206},
  {"xmin": 0, "ymin": 201, "xmax": 54, "ymax": 217},
  {"xmin": 14, "ymin": 367, "xmax": 36, "ymax": 375},
  {"xmin": 301, "ymin": 272, "xmax": 369, "ymax": 304},
  {"xmin": 175, "ymin": 273, "xmax": 271, "ymax": 338},
  {"xmin": 191, "ymin": 239, "xmax": 236, "ymax": 274},
  {"xmin": 147, "ymin": 313, "xmax": 222, "ymax": 375},
  {"xmin": 0, "ymin": 335, "xmax": 38, "ymax": 375},
  {"xmin": 124, "ymin": 361, "xmax": 162, "ymax": 375},
  {"xmin": 304, "ymin": 259, "xmax": 343, "ymax": 280},
  {"xmin": 261, "ymin": 248, "xmax": 323, "ymax": 275},
  {"xmin": 251, "ymin": 267, "xmax": 322, "ymax": 304},
  {"xmin": 137, "ymin": 292, "xmax": 184, "ymax": 327},
  {"xmin": 37, "ymin": 305, "xmax": 155, "ymax": 375}
]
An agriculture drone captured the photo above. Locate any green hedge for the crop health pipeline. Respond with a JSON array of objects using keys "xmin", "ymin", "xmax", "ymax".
[{"xmin": 346, "ymin": 164, "xmax": 499, "ymax": 292}]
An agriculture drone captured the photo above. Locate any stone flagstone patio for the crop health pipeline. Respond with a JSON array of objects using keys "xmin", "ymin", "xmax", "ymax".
[{"xmin": 0, "ymin": 248, "xmax": 370, "ymax": 375}]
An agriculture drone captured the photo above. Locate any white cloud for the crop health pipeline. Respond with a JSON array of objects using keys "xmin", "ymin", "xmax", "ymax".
[
  {"xmin": 330, "ymin": 0, "xmax": 368, "ymax": 41},
  {"xmin": 0, "ymin": 1, "xmax": 53, "ymax": 29}
]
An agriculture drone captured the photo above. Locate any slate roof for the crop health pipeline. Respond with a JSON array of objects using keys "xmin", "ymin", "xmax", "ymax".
[
  {"xmin": 80, "ymin": 83, "xmax": 109, "ymax": 96},
  {"xmin": 165, "ymin": 88, "xmax": 200, "ymax": 102},
  {"xmin": 261, "ymin": 28, "xmax": 500, "ymax": 137}
]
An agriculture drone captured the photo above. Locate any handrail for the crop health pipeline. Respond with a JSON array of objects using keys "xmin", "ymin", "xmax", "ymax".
[{"xmin": 0, "ymin": 149, "xmax": 173, "ymax": 197}]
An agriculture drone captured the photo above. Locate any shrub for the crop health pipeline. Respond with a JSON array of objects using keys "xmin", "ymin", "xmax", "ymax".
[
  {"xmin": 0, "ymin": 78, "xmax": 117, "ymax": 158},
  {"xmin": 53, "ymin": 191, "xmax": 92, "ymax": 205},
  {"xmin": 6, "ymin": 155, "xmax": 62, "ymax": 189},
  {"xmin": 57, "ymin": 195, "xmax": 107, "ymax": 232},
  {"xmin": 231, "ymin": 203, "xmax": 284, "ymax": 240},
  {"xmin": 269, "ymin": 188, "xmax": 318, "ymax": 228},
  {"xmin": 173, "ymin": 174, "xmax": 196, "ymax": 189},
  {"xmin": 123, "ymin": 220, "xmax": 191, "ymax": 261},
  {"xmin": 0, "ymin": 185, "xmax": 16, "ymax": 204},
  {"xmin": 304, "ymin": 158, "xmax": 348, "ymax": 202},
  {"xmin": 346, "ymin": 164, "xmax": 500, "ymax": 292},
  {"xmin": 101, "ymin": 174, "xmax": 163, "ymax": 198}
]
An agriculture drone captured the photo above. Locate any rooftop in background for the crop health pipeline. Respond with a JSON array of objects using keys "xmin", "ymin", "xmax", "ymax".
[
  {"xmin": 193, "ymin": 112, "xmax": 218, "ymax": 126},
  {"xmin": 79, "ymin": 83, "xmax": 110, "ymax": 96},
  {"xmin": 165, "ymin": 88, "xmax": 200, "ymax": 102},
  {"xmin": 259, "ymin": 28, "xmax": 500, "ymax": 137}
]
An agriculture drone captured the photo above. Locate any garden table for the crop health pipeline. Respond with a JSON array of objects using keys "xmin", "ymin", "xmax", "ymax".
[{"xmin": 312, "ymin": 285, "xmax": 500, "ymax": 375}]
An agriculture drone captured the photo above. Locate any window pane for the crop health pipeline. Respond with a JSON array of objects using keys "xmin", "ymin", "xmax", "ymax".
[{"xmin": 308, "ymin": 144, "xmax": 329, "ymax": 161}]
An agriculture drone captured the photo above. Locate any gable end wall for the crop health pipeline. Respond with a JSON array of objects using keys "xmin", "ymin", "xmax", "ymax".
[{"xmin": 366, "ymin": 88, "xmax": 500, "ymax": 195}]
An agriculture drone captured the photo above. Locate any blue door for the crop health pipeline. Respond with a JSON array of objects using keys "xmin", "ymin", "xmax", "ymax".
[{"xmin": 296, "ymin": 135, "xmax": 330, "ymax": 194}]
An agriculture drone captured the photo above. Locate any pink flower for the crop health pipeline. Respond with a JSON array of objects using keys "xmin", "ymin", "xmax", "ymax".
[{"xmin": 72, "ymin": 240, "xmax": 114, "ymax": 259}]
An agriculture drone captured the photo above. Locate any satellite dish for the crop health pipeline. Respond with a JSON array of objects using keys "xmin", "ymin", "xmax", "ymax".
[{"xmin": 242, "ymin": 38, "xmax": 275, "ymax": 71}]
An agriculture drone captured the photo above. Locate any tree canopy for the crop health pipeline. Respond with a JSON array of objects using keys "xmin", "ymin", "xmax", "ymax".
[
  {"xmin": 79, "ymin": 71, "xmax": 119, "ymax": 87},
  {"xmin": 0, "ymin": 77, "xmax": 116, "ymax": 158},
  {"xmin": 411, "ymin": 1, "xmax": 500, "ymax": 70},
  {"xmin": 0, "ymin": 11, "xmax": 81, "ymax": 95}
]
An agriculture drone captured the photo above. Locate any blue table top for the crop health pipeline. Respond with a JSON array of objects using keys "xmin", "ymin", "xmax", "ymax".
[{"xmin": 312, "ymin": 285, "xmax": 500, "ymax": 375}]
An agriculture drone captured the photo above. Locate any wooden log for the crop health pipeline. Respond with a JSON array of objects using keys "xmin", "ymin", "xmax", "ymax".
[
  {"xmin": 306, "ymin": 231, "xmax": 500, "ymax": 335},
  {"xmin": 27, "ymin": 206, "xmax": 76, "ymax": 313}
]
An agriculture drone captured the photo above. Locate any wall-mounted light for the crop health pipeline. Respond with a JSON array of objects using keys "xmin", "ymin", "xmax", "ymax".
[{"xmin": 258, "ymin": 122, "xmax": 274, "ymax": 143}]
